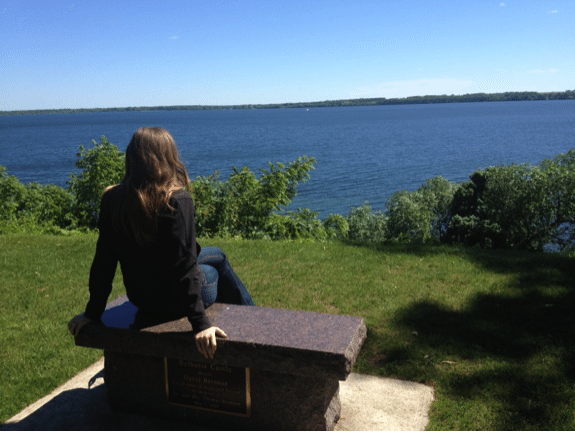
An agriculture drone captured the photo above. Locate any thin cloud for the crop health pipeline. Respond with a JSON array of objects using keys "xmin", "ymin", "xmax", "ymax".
[
  {"xmin": 499, "ymin": 3, "xmax": 505, "ymax": 7},
  {"xmin": 547, "ymin": 10, "xmax": 558, "ymax": 14},
  {"xmin": 169, "ymin": 35, "xmax": 180, "ymax": 40}
]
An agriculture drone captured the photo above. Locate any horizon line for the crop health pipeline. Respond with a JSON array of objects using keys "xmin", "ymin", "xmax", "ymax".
[{"xmin": 2, "ymin": 89, "xmax": 574, "ymax": 114}]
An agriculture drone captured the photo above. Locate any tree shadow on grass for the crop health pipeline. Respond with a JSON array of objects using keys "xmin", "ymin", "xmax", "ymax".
[{"xmin": 387, "ymin": 250, "xmax": 575, "ymax": 430}]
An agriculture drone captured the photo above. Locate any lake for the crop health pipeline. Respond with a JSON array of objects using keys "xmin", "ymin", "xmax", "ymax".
[{"xmin": 1, "ymin": 101, "xmax": 574, "ymax": 218}]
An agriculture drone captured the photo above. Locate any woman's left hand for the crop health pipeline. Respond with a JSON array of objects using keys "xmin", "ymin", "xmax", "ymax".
[{"xmin": 68, "ymin": 313, "xmax": 93, "ymax": 336}]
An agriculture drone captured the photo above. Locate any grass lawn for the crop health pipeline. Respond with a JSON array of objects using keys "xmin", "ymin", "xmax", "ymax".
[{"xmin": 2, "ymin": 234, "xmax": 575, "ymax": 429}]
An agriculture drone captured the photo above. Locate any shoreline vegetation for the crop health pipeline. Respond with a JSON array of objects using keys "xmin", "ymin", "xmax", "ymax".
[
  {"xmin": 2, "ymin": 138, "xmax": 575, "ymax": 252},
  {"xmin": 1, "ymin": 90, "xmax": 574, "ymax": 116}
]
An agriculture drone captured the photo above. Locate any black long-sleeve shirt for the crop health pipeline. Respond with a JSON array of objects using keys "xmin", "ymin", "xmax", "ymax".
[{"xmin": 84, "ymin": 188, "xmax": 211, "ymax": 332}]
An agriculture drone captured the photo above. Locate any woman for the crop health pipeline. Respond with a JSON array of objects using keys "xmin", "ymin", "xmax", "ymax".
[{"xmin": 68, "ymin": 127, "xmax": 254, "ymax": 359}]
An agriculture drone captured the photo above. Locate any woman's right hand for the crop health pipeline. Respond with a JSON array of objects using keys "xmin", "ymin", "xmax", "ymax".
[
  {"xmin": 195, "ymin": 326, "xmax": 228, "ymax": 359},
  {"xmin": 68, "ymin": 313, "xmax": 93, "ymax": 336}
]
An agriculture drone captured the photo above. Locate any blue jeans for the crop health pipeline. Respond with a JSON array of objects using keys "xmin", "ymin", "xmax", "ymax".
[{"xmin": 198, "ymin": 246, "xmax": 255, "ymax": 308}]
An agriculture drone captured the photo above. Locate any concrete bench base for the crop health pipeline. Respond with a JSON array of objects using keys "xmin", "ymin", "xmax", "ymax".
[
  {"xmin": 103, "ymin": 350, "xmax": 341, "ymax": 430},
  {"xmin": 75, "ymin": 295, "xmax": 366, "ymax": 430}
]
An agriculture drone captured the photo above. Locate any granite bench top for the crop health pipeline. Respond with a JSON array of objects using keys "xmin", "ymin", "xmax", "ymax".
[{"xmin": 75, "ymin": 295, "xmax": 367, "ymax": 380}]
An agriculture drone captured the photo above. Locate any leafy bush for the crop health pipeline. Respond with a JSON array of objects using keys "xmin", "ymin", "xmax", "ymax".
[
  {"xmin": 417, "ymin": 176, "xmax": 459, "ymax": 241},
  {"xmin": 347, "ymin": 151, "xmax": 575, "ymax": 252},
  {"xmin": 187, "ymin": 156, "xmax": 344, "ymax": 239},
  {"xmin": 447, "ymin": 150, "xmax": 575, "ymax": 251},
  {"xmin": 323, "ymin": 213, "xmax": 349, "ymax": 239},
  {"xmin": 538, "ymin": 149, "xmax": 575, "ymax": 250},
  {"xmin": 1, "ymin": 136, "xmax": 125, "ymax": 234},
  {"xmin": 21, "ymin": 183, "xmax": 75, "ymax": 228},
  {"xmin": 67, "ymin": 136, "xmax": 125, "ymax": 229},
  {"xmin": 0, "ymin": 165, "xmax": 26, "ymax": 220},
  {"xmin": 3, "ymin": 147, "xmax": 341, "ymax": 240},
  {"xmin": 346, "ymin": 177, "xmax": 457, "ymax": 245},
  {"xmin": 386, "ymin": 190, "xmax": 432, "ymax": 243},
  {"xmin": 385, "ymin": 176, "xmax": 458, "ymax": 244},
  {"xmin": 0, "ymin": 166, "xmax": 76, "ymax": 234},
  {"xmin": 265, "ymin": 209, "xmax": 348, "ymax": 240},
  {"xmin": 4, "ymin": 133, "xmax": 574, "ymax": 251},
  {"xmin": 447, "ymin": 165, "xmax": 549, "ymax": 249},
  {"xmin": 346, "ymin": 202, "xmax": 388, "ymax": 243}
]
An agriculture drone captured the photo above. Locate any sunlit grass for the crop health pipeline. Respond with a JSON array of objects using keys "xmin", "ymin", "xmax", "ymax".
[
  {"xmin": 2, "ymin": 234, "xmax": 575, "ymax": 430},
  {"xmin": 0, "ymin": 234, "xmax": 124, "ymax": 422}
]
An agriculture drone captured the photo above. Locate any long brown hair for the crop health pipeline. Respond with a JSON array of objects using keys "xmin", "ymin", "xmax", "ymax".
[{"xmin": 110, "ymin": 127, "xmax": 190, "ymax": 246}]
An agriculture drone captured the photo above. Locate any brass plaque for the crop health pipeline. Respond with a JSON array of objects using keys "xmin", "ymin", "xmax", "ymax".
[{"xmin": 164, "ymin": 358, "xmax": 251, "ymax": 417}]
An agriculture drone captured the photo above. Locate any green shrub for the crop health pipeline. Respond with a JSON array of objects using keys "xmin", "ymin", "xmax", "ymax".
[
  {"xmin": 0, "ymin": 166, "xmax": 76, "ymax": 234},
  {"xmin": 417, "ymin": 176, "xmax": 459, "ymax": 241},
  {"xmin": 0, "ymin": 165, "xmax": 26, "ymax": 220},
  {"xmin": 67, "ymin": 136, "xmax": 125, "ymax": 229},
  {"xmin": 346, "ymin": 202, "xmax": 388, "ymax": 243},
  {"xmin": 265, "ymin": 209, "xmax": 348, "ymax": 240},
  {"xmin": 538, "ymin": 149, "xmax": 575, "ymax": 250},
  {"xmin": 446, "ymin": 156, "xmax": 575, "ymax": 251},
  {"xmin": 322, "ymin": 213, "xmax": 349, "ymax": 239},
  {"xmin": 386, "ymin": 190, "xmax": 432, "ymax": 243},
  {"xmin": 188, "ymin": 156, "xmax": 335, "ymax": 239},
  {"xmin": 2, "ymin": 137, "xmax": 125, "ymax": 233},
  {"xmin": 21, "ymin": 183, "xmax": 75, "ymax": 228},
  {"xmin": 346, "ymin": 177, "xmax": 457, "ymax": 245},
  {"xmin": 5, "ymin": 134, "xmax": 574, "ymax": 251},
  {"xmin": 386, "ymin": 176, "xmax": 458, "ymax": 244},
  {"xmin": 3, "ymin": 150, "xmax": 338, "ymax": 240}
]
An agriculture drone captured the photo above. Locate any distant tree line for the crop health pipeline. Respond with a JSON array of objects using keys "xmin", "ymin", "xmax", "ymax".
[{"xmin": 2, "ymin": 90, "xmax": 574, "ymax": 116}]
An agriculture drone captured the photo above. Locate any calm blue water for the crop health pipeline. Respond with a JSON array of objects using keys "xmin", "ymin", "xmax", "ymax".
[{"xmin": 1, "ymin": 101, "xmax": 574, "ymax": 218}]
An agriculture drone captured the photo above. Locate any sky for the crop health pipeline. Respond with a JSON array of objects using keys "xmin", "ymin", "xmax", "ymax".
[{"xmin": 1, "ymin": 0, "xmax": 573, "ymax": 111}]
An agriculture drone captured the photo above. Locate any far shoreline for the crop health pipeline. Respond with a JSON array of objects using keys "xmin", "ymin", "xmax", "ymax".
[{"xmin": 2, "ymin": 90, "xmax": 574, "ymax": 116}]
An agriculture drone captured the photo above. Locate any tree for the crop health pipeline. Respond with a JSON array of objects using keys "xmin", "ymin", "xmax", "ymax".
[
  {"xmin": 0, "ymin": 165, "xmax": 26, "ymax": 220},
  {"xmin": 385, "ymin": 176, "xmax": 458, "ymax": 244},
  {"xmin": 21, "ymin": 182, "xmax": 75, "ymax": 228},
  {"xmin": 386, "ymin": 190, "xmax": 432, "ymax": 243},
  {"xmin": 1, "ymin": 165, "xmax": 75, "ymax": 233},
  {"xmin": 67, "ymin": 136, "xmax": 125, "ymax": 228},
  {"xmin": 538, "ymin": 149, "xmax": 575, "ymax": 250},
  {"xmin": 188, "ymin": 156, "xmax": 345, "ymax": 239},
  {"xmin": 414, "ymin": 176, "xmax": 458, "ymax": 241},
  {"xmin": 346, "ymin": 202, "xmax": 388, "ymax": 243},
  {"xmin": 447, "ymin": 158, "xmax": 575, "ymax": 251}
]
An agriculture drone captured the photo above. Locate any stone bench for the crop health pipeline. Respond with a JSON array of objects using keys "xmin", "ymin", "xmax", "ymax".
[{"xmin": 74, "ymin": 295, "xmax": 367, "ymax": 430}]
